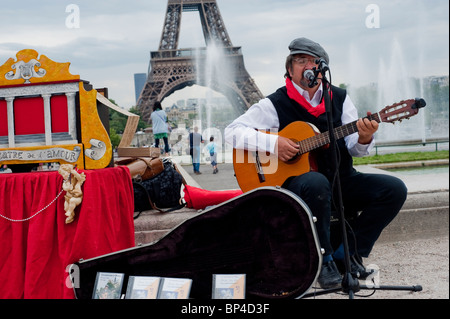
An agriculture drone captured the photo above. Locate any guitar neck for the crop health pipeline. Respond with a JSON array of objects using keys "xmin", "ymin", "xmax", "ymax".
[{"xmin": 298, "ymin": 112, "xmax": 381, "ymax": 154}]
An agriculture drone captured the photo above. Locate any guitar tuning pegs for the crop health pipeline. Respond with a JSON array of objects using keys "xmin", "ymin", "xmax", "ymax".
[{"xmin": 414, "ymin": 98, "xmax": 427, "ymax": 109}]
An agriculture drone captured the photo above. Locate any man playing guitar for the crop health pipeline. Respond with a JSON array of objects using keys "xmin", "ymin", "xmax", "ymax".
[{"xmin": 225, "ymin": 37, "xmax": 409, "ymax": 289}]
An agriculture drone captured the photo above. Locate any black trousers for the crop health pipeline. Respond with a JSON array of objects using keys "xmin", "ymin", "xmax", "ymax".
[
  {"xmin": 283, "ymin": 170, "xmax": 407, "ymax": 258},
  {"xmin": 155, "ymin": 136, "xmax": 170, "ymax": 153}
]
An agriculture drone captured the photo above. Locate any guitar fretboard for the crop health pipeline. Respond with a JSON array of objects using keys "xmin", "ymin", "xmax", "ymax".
[{"xmin": 297, "ymin": 112, "xmax": 381, "ymax": 154}]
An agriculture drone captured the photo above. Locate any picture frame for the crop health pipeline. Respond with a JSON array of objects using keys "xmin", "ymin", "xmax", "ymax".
[
  {"xmin": 125, "ymin": 276, "xmax": 161, "ymax": 299},
  {"xmin": 157, "ymin": 277, "xmax": 192, "ymax": 299},
  {"xmin": 212, "ymin": 274, "xmax": 246, "ymax": 299},
  {"xmin": 92, "ymin": 272, "xmax": 125, "ymax": 299}
]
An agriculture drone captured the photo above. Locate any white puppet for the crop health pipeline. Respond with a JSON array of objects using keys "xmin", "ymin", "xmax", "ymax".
[{"xmin": 58, "ymin": 164, "xmax": 86, "ymax": 224}]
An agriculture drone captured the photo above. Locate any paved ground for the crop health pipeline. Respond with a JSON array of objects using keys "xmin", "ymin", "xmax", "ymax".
[
  {"xmin": 311, "ymin": 236, "xmax": 449, "ymax": 299},
  {"xmin": 177, "ymin": 160, "xmax": 449, "ymax": 299}
]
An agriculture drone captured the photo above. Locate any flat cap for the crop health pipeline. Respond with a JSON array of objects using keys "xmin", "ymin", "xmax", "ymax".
[{"xmin": 289, "ymin": 37, "xmax": 329, "ymax": 64}]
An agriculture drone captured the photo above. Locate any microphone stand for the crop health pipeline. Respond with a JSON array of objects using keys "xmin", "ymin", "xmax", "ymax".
[
  {"xmin": 316, "ymin": 61, "xmax": 360, "ymax": 298},
  {"xmin": 302, "ymin": 59, "xmax": 423, "ymax": 299}
]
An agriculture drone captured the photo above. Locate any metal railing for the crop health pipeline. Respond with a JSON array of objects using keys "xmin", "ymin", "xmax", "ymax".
[{"xmin": 374, "ymin": 137, "xmax": 449, "ymax": 155}]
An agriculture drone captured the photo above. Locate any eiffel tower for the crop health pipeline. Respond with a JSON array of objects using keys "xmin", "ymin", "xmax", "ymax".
[{"xmin": 137, "ymin": 0, "xmax": 263, "ymax": 123}]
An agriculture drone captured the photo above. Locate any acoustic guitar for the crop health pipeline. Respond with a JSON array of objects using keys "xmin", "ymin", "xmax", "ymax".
[{"xmin": 233, "ymin": 98, "xmax": 426, "ymax": 192}]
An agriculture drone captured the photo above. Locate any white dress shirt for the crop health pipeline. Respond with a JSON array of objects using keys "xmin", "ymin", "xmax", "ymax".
[{"xmin": 224, "ymin": 83, "xmax": 374, "ymax": 157}]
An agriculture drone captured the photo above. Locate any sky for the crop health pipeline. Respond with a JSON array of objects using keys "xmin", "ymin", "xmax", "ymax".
[{"xmin": 0, "ymin": 0, "xmax": 448, "ymax": 110}]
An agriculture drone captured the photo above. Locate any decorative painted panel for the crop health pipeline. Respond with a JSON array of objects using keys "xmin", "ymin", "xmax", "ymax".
[
  {"xmin": 0, "ymin": 49, "xmax": 79, "ymax": 86},
  {"xmin": 0, "ymin": 49, "xmax": 112, "ymax": 170}
]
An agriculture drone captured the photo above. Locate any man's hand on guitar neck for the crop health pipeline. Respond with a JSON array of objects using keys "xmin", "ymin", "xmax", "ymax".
[
  {"xmin": 275, "ymin": 136, "xmax": 300, "ymax": 162},
  {"xmin": 357, "ymin": 112, "xmax": 379, "ymax": 145}
]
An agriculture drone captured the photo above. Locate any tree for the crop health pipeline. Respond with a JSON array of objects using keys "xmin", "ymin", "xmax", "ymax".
[
  {"xmin": 109, "ymin": 128, "xmax": 121, "ymax": 148},
  {"xmin": 107, "ymin": 100, "xmax": 149, "ymax": 147},
  {"xmin": 109, "ymin": 104, "xmax": 148, "ymax": 134}
]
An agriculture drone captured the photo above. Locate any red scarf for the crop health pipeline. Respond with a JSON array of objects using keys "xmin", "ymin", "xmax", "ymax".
[{"xmin": 285, "ymin": 77, "xmax": 331, "ymax": 118}]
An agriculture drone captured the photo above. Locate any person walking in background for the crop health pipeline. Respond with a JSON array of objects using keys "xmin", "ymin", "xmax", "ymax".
[
  {"xmin": 205, "ymin": 136, "xmax": 219, "ymax": 174},
  {"xmin": 189, "ymin": 126, "xmax": 204, "ymax": 174},
  {"xmin": 150, "ymin": 101, "xmax": 170, "ymax": 156}
]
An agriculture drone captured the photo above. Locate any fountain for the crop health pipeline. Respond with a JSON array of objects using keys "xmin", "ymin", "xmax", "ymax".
[
  {"xmin": 346, "ymin": 38, "xmax": 428, "ymax": 143},
  {"xmin": 193, "ymin": 42, "xmax": 235, "ymax": 163},
  {"xmin": 165, "ymin": 43, "xmax": 238, "ymax": 164}
]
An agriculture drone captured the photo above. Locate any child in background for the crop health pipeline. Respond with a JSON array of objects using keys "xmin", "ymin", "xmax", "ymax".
[{"xmin": 205, "ymin": 136, "xmax": 219, "ymax": 174}]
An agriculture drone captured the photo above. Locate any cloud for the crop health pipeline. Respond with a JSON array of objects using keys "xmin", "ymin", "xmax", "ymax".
[{"xmin": 0, "ymin": 0, "xmax": 448, "ymax": 110}]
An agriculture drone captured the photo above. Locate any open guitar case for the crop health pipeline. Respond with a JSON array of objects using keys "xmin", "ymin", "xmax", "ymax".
[{"xmin": 71, "ymin": 187, "xmax": 322, "ymax": 299}]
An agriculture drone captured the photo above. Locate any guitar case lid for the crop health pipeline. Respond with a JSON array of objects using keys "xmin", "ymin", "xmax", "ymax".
[{"xmin": 71, "ymin": 187, "xmax": 322, "ymax": 299}]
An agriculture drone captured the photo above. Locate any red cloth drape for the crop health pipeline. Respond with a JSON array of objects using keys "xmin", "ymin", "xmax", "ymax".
[{"xmin": 0, "ymin": 167, "xmax": 135, "ymax": 299}]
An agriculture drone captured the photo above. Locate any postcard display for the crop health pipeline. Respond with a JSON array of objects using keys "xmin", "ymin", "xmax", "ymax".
[
  {"xmin": 91, "ymin": 272, "xmax": 248, "ymax": 299},
  {"xmin": 72, "ymin": 187, "xmax": 323, "ymax": 299}
]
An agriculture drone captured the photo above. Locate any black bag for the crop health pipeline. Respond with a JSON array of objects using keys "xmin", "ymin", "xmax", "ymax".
[
  {"xmin": 133, "ymin": 159, "xmax": 185, "ymax": 215},
  {"xmin": 72, "ymin": 187, "xmax": 321, "ymax": 299}
]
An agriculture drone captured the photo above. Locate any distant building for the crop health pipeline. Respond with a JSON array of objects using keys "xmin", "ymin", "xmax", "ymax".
[
  {"xmin": 134, "ymin": 73, "xmax": 147, "ymax": 104},
  {"xmin": 426, "ymin": 75, "xmax": 449, "ymax": 86},
  {"xmin": 166, "ymin": 103, "xmax": 197, "ymax": 127}
]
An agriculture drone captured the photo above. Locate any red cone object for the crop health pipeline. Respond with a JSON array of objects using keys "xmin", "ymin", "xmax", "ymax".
[{"xmin": 183, "ymin": 185, "xmax": 243, "ymax": 210}]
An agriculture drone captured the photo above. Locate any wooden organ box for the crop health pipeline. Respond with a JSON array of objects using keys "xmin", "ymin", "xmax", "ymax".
[{"xmin": 0, "ymin": 49, "xmax": 114, "ymax": 169}]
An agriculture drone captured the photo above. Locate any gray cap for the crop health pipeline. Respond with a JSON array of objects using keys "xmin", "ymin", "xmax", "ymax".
[{"xmin": 288, "ymin": 37, "xmax": 329, "ymax": 64}]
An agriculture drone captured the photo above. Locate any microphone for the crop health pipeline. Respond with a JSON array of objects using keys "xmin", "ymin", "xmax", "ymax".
[
  {"xmin": 303, "ymin": 69, "xmax": 315, "ymax": 82},
  {"xmin": 303, "ymin": 69, "xmax": 317, "ymax": 88},
  {"xmin": 315, "ymin": 57, "xmax": 329, "ymax": 72}
]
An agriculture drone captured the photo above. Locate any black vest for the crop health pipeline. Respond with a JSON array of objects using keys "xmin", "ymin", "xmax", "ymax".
[{"xmin": 267, "ymin": 85, "xmax": 356, "ymax": 180}]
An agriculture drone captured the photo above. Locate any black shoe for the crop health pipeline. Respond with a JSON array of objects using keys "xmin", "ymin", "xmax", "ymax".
[
  {"xmin": 335, "ymin": 255, "xmax": 374, "ymax": 280},
  {"xmin": 317, "ymin": 260, "xmax": 342, "ymax": 289}
]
